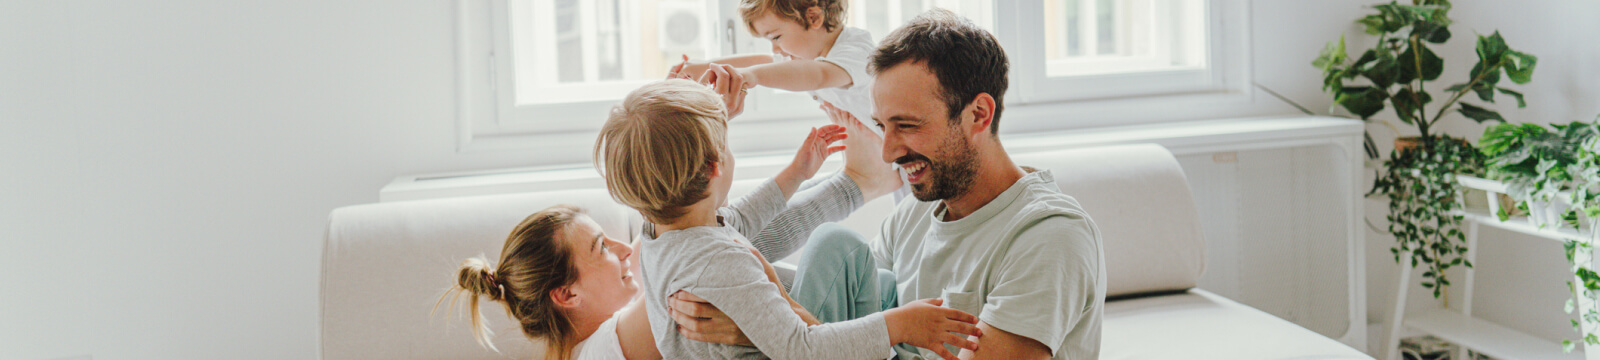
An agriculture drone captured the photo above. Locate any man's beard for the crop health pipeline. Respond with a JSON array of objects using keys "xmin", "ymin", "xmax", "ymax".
[{"xmin": 901, "ymin": 134, "xmax": 978, "ymax": 202}]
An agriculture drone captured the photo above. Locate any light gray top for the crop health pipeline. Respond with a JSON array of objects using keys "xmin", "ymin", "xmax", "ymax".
[
  {"xmin": 748, "ymin": 170, "xmax": 865, "ymax": 262},
  {"xmin": 640, "ymin": 177, "xmax": 893, "ymax": 360},
  {"xmin": 873, "ymin": 170, "xmax": 1106, "ymax": 360}
]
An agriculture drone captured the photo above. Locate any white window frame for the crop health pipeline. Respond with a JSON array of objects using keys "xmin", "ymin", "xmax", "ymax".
[{"xmin": 453, "ymin": 0, "xmax": 1250, "ymax": 163}]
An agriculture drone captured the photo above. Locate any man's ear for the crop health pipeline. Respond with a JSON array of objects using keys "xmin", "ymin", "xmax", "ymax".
[
  {"xmin": 806, "ymin": 6, "xmax": 824, "ymax": 30},
  {"xmin": 963, "ymin": 93, "xmax": 996, "ymax": 137},
  {"xmin": 550, "ymin": 286, "xmax": 581, "ymax": 309}
]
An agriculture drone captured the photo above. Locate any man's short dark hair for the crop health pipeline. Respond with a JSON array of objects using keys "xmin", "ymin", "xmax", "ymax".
[{"xmin": 869, "ymin": 8, "xmax": 1008, "ymax": 134}]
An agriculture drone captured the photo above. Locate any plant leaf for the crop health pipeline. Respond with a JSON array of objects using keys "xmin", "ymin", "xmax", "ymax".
[
  {"xmin": 1337, "ymin": 86, "xmax": 1389, "ymax": 120},
  {"xmin": 1504, "ymin": 50, "xmax": 1539, "ymax": 84},
  {"xmin": 1459, "ymin": 102, "xmax": 1506, "ymax": 123},
  {"xmin": 1398, "ymin": 44, "xmax": 1445, "ymax": 82},
  {"xmin": 1497, "ymin": 87, "xmax": 1526, "ymax": 108},
  {"xmin": 1314, "ymin": 35, "xmax": 1348, "ymax": 70}
]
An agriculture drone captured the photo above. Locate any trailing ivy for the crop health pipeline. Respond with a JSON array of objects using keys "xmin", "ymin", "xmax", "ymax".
[
  {"xmin": 1372, "ymin": 136, "xmax": 1483, "ymax": 299},
  {"xmin": 1564, "ymin": 118, "xmax": 1600, "ymax": 351}
]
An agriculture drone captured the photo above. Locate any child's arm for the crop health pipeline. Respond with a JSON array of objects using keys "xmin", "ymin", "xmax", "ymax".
[
  {"xmin": 681, "ymin": 248, "xmax": 981, "ymax": 360},
  {"xmin": 720, "ymin": 125, "xmax": 846, "ymax": 237},
  {"xmin": 737, "ymin": 60, "xmax": 854, "ymax": 92},
  {"xmin": 676, "ymin": 53, "xmax": 776, "ymax": 76}
]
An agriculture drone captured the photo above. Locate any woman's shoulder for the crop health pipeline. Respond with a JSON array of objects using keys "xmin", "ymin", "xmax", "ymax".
[{"xmin": 572, "ymin": 315, "xmax": 625, "ymax": 360}]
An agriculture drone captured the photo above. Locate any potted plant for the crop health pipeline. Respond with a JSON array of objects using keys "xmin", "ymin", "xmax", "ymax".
[
  {"xmin": 1479, "ymin": 122, "xmax": 1596, "ymax": 228},
  {"xmin": 1314, "ymin": 0, "xmax": 1537, "ymax": 301}
]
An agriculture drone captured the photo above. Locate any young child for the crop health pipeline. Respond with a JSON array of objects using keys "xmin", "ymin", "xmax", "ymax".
[
  {"xmin": 674, "ymin": 0, "xmax": 906, "ymax": 201},
  {"xmin": 595, "ymin": 79, "xmax": 981, "ymax": 360}
]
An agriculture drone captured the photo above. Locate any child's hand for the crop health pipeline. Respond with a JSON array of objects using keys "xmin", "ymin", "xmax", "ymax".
[
  {"xmin": 822, "ymin": 102, "xmax": 902, "ymax": 200},
  {"xmin": 773, "ymin": 125, "xmax": 847, "ymax": 199},
  {"xmin": 882, "ymin": 298, "xmax": 983, "ymax": 360},
  {"xmin": 667, "ymin": 54, "xmax": 706, "ymax": 80},
  {"xmin": 789, "ymin": 125, "xmax": 848, "ymax": 179}
]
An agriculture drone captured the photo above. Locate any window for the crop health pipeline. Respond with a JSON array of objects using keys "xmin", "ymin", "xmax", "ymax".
[
  {"xmin": 515, "ymin": 0, "xmax": 717, "ymax": 106},
  {"xmin": 455, "ymin": 0, "xmax": 1245, "ymax": 158},
  {"xmin": 1043, "ymin": 0, "xmax": 1207, "ymax": 77}
]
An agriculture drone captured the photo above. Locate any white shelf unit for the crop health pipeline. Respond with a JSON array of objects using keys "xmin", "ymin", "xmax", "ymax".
[{"xmin": 1383, "ymin": 175, "xmax": 1595, "ymax": 360}]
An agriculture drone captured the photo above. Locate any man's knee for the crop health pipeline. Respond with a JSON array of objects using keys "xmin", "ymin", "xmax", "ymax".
[{"xmin": 808, "ymin": 223, "xmax": 871, "ymax": 256}]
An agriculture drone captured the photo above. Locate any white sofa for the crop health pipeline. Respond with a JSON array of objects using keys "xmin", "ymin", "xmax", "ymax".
[{"xmin": 320, "ymin": 144, "xmax": 1373, "ymax": 360}]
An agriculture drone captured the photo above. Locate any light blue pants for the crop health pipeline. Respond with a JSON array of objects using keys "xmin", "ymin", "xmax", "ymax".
[{"xmin": 790, "ymin": 223, "xmax": 898, "ymax": 323}]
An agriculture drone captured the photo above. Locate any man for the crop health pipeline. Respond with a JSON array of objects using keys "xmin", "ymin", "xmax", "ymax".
[{"xmin": 672, "ymin": 9, "xmax": 1106, "ymax": 360}]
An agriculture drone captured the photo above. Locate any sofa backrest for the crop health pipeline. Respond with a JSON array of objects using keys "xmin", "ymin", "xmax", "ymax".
[
  {"xmin": 1011, "ymin": 144, "xmax": 1207, "ymax": 298},
  {"xmin": 319, "ymin": 143, "xmax": 1205, "ymax": 359},
  {"xmin": 321, "ymin": 189, "xmax": 637, "ymax": 359}
]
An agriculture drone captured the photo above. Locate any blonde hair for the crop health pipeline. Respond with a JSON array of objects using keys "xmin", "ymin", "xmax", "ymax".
[
  {"xmin": 436, "ymin": 205, "xmax": 586, "ymax": 360},
  {"xmin": 594, "ymin": 79, "xmax": 729, "ymax": 224},
  {"xmin": 740, "ymin": 0, "xmax": 846, "ymax": 34}
]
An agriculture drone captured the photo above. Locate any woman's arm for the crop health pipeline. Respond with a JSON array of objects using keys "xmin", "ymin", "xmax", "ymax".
[{"xmin": 614, "ymin": 299, "xmax": 661, "ymax": 360}]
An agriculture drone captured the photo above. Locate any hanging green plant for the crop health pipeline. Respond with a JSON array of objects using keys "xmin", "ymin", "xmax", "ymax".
[
  {"xmin": 1372, "ymin": 135, "xmax": 1483, "ymax": 299},
  {"xmin": 1562, "ymin": 118, "xmax": 1600, "ymax": 351}
]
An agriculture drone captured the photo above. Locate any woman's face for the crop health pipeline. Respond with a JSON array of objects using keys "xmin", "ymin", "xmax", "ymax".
[{"xmin": 561, "ymin": 215, "xmax": 639, "ymax": 316}]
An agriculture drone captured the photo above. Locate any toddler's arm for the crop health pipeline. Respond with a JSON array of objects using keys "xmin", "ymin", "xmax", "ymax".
[{"xmin": 737, "ymin": 60, "xmax": 853, "ymax": 92}]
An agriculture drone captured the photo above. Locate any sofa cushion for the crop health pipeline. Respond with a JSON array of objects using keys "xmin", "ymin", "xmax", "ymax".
[
  {"xmin": 1012, "ymin": 144, "xmax": 1207, "ymax": 298},
  {"xmin": 1102, "ymin": 289, "xmax": 1370, "ymax": 360}
]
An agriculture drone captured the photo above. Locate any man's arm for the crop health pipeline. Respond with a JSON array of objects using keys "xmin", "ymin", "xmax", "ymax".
[{"xmin": 958, "ymin": 322, "xmax": 1052, "ymax": 360}]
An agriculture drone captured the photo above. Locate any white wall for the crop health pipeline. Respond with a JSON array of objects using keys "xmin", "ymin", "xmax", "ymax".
[{"xmin": 0, "ymin": 1, "xmax": 1593, "ymax": 359}]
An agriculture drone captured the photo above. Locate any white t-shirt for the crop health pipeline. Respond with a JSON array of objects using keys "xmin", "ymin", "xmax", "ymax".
[
  {"xmin": 572, "ymin": 314, "xmax": 624, "ymax": 360},
  {"xmin": 810, "ymin": 27, "xmax": 880, "ymax": 136},
  {"xmin": 871, "ymin": 170, "xmax": 1106, "ymax": 360}
]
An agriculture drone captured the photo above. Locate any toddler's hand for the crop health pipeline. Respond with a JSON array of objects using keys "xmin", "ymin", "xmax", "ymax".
[
  {"xmin": 883, "ymin": 298, "xmax": 983, "ymax": 360},
  {"xmin": 822, "ymin": 102, "xmax": 901, "ymax": 199}
]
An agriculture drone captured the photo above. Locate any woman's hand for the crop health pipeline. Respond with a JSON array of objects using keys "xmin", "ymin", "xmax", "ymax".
[
  {"xmin": 883, "ymin": 298, "xmax": 984, "ymax": 360},
  {"xmin": 668, "ymin": 291, "xmax": 752, "ymax": 346},
  {"xmin": 696, "ymin": 63, "xmax": 752, "ymax": 119}
]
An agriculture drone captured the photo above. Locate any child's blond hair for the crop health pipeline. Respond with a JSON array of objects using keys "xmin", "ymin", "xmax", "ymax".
[
  {"xmin": 594, "ymin": 79, "xmax": 729, "ymax": 224},
  {"xmin": 740, "ymin": 0, "xmax": 846, "ymax": 34}
]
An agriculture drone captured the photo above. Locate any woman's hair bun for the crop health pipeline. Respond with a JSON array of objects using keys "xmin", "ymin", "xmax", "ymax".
[{"xmin": 456, "ymin": 257, "xmax": 503, "ymax": 301}]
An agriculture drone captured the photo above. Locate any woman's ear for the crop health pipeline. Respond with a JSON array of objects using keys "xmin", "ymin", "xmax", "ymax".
[
  {"xmin": 550, "ymin": 286, "xmax": 581, "ymax": 309},
  {"xmin": 806, "ymin": 6, "xmax": 823, "ymax": 30}
]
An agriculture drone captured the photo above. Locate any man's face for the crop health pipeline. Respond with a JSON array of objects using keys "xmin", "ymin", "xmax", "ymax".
[{"xmin": 871, "ymin": 62, "xmax": 978, "ymax": 202}]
